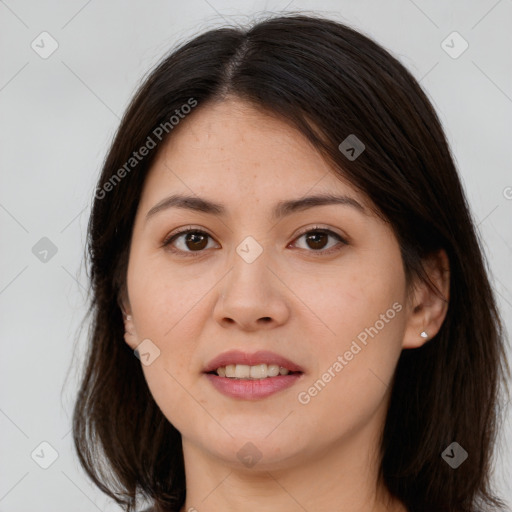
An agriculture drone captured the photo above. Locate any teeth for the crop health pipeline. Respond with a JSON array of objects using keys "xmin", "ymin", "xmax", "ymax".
[
  {"xmin": 215, "ymin": 363, "xmax": 291, "ymax": 379},
  {"xmin": 234, "ymin": 364, "xmax": 250, "ymax": 378},
  {"xmin": 250, "ymin": 364, "xmax": 267, "ymax": 379},
  {"xmin": 267, "ymin": 364, "xmax": 280, "ymax": 377},
  {"xmin": 225, "ymin": 364, "xmax": 236, "ymax": 377}
]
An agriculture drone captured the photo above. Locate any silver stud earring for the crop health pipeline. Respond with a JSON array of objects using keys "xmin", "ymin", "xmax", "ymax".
[{"xmin": 420, "ymin": 331, "xmax": 428, "ymax": 339}]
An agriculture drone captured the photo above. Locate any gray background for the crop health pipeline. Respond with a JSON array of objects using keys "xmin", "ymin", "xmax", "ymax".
[{"xmin": 1, "ymin": 0, "xmax": 511, "ymax": 510}]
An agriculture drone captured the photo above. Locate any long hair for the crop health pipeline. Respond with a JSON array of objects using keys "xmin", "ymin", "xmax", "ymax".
[{"xmin": 71, "ymin": 12, "xmax": 511, "ymax": 512}]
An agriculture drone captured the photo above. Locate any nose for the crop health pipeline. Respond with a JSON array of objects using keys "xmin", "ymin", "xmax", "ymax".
[{"xmin": 213, "ymin": 250, "xmax": 290, "ymax": 331}]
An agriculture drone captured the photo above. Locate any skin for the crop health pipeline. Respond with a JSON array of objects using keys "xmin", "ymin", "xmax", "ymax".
[{"xmin": 121, "ymin": 97, "xmax": 450, "ymax": 512}]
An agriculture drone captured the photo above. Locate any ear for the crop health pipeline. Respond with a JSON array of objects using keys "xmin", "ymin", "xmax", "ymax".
[
  {"xmin": 402, "ymin": 249, "xmax": 450, "ymax": 349},
  {"xmin": 118, "ymin": 292, "xmax": 139, "ymax": 350}
]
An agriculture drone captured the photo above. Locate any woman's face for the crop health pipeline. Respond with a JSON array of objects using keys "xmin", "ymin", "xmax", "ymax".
[{"xmin": 123, "ymin": 97, "xmax": 414, "ymax": 471}]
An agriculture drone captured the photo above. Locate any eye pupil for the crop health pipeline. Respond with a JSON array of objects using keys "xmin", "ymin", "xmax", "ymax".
[
  {"xmin": 186, "ymin": 232, "xmax": 208, "ymax": 250},
  {"xmin": 306, "ymin": 231, "xmax": 328, "ymax": 250}
]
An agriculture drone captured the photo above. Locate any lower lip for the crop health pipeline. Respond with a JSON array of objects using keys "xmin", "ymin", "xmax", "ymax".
[{"xmin": 205, "ymin": 373, "xmax": 303, "ymax": 400}]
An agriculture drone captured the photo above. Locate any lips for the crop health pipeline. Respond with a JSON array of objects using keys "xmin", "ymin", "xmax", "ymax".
[{"xmin": 203, "ymin": 350, "xmax": 305, "ymax": 374}]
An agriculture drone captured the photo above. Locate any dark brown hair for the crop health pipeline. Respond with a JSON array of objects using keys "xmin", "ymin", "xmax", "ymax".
[{"xmin": 70, "ymin": 12, "xmax": 511, "ymax": 512}]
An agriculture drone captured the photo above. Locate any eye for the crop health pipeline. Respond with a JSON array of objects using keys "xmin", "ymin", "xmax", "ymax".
[
  {"xmin": 162, "ymin": 226, "xmax": 218, "ymax": 257},
  {"xmin": 162, "ymin": 225, "xmax": 348, "ymax": 258},
  {"xmin": 290, "ymin": 226, "xmax": 348, "ymax": 256}
]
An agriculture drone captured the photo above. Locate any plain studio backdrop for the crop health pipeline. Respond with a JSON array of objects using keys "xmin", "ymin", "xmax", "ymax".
[{"xmin": 0, "ymin": 1, "xmax": 511, "ymax": 510}]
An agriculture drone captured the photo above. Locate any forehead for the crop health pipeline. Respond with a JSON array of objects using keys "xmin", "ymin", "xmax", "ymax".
[{"xmin": 140, "ymin": 98, "xmax": 370, "ymax": 212}]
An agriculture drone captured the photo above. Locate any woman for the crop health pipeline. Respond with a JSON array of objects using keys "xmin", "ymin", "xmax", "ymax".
[{"xmin": 72, "ymin": 13, "xmax": 511, "ymax": 512}]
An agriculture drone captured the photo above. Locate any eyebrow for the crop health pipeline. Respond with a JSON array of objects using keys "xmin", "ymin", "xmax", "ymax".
[{"xmin": 145, "ymin": 192, "xmax": 367, "ymax": 223}]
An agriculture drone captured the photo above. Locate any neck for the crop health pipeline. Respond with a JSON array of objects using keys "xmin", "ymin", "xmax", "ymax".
[{"xmin": 177, "ymin": 418, "xmax": 407, "ymax": 512}]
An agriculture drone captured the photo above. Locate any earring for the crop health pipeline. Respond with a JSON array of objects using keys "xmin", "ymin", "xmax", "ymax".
[
  {"xmin": 123, "ymin": 313, "xmax": 134, "ymax": 335},
  {"xmin": 420, "ymin": 331, "xmax": 428, "ymax": 339}
]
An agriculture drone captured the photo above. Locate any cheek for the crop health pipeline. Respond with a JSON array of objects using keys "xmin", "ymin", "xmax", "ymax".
[
  {"xmin": 292, "ymin": 254, "xmax": 406, "ymax": 423},
  {"xmin": 127, "ymin": 256, "xmax": 204, "ymax": 432},
  {"xmin": 127, "ymin": 250, "xmax": 213, "ymax": 342},
  {"xmin": 290, "ymin": 250, "xmax": 406, "ymax": 346},
  {"xmin": 126, "ymin": 252, "xmax": 215, "ymax": 416},
  {"xmin": 294, "ymin": 312, "xmax": 405, "ymax": 447}
]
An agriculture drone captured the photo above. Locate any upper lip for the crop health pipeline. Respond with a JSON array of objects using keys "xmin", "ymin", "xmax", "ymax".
[{"xmin": 203, "ymin": 350, "xmax": 304, "ymax": 373}]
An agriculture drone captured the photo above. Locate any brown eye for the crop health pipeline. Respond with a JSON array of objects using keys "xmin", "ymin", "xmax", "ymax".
[
  {"xmin": 291, "ymin": 227, "xmax": 347, "ymax": 255},
  {"xmin": 182, "ymin": 231, "xmax": 209, "ymax": 251},
  {"xmin": 163, "ymin": 228, "xmax": 217, "ymax": 255},
  {"xmin": 304, "ymin": 231, "xmax": 329, "ymax": 250},
  {"xmin": 163, "ymin": 226, "xmax": 347, "ymax": 258}
]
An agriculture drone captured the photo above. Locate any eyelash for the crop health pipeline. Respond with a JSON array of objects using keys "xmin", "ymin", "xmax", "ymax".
[{"xmin": 161, "ymin": 225, "xmax": 348, "ymax": 258}]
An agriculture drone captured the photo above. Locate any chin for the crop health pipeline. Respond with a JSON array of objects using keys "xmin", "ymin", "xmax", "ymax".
[{"xmin": 198, "ymin": 432, "xmax": 309, "ymax": 471}]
